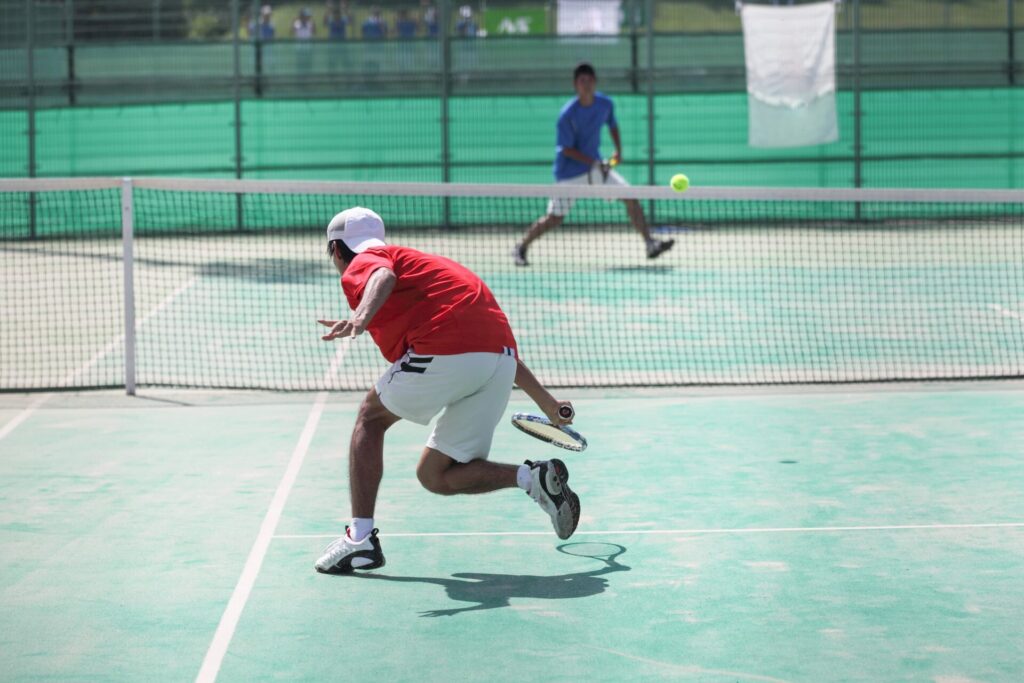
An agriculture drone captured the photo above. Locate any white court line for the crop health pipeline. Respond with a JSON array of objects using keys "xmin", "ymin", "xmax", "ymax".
[
  {"xmin": 65, "ymin": 276, "xmax": 199, "ymax": 385},
  {"xmin": 988, "ymin": 303, "xmax": 1024, "ymax": 323},
  {"xmin": 196, "ymin": 341, "xmax": 352, "ymax": 683},
  {"xmin": 274, "ymin": 521, "xmax": 1024, "ymax": 540},
  {"xmin": 0, "ymin": 394, "xmax": 52, "ymax": 443}
]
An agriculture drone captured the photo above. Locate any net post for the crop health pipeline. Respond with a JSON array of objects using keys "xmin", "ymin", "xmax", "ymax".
[{"xmin": 121, "ymin": 178, "xmax": 137, "ymax": 396}]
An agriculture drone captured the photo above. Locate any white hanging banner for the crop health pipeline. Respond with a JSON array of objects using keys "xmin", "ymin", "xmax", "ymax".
[{"xmin": 742, "ymin": 2, "xmax": 839, "ymax": 148}]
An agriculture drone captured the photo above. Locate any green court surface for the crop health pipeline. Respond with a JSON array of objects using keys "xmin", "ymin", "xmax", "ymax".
[{"xmin": 1, "ymin": 385, "xmax": 1023, "ymax": 681}]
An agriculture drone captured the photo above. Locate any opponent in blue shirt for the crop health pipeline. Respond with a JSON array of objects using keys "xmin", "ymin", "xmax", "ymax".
[{"xmin": 514, "ymin": 63, "xmax": 673, "ymax": 266}]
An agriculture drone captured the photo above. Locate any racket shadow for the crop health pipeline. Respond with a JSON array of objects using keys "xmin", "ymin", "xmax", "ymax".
[{"xmin": 351, "ymin": 544, "xmax": 631, "ymax": 617}]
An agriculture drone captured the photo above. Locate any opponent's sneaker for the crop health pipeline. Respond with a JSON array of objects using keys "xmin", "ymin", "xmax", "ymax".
[
  {"xmin": 646, "ymin": 238, "xmax": 675, "ymax": 259},
  {"xmin": 525, "ymin": 459, "xmax": 580, "ymax": 539},
  {"xmin": 513, "ymin": 244, "xmax": 529, "ymax": 267},
  {"xmin": 314, "ymin": 527, "xmax": 386, "ymax": 574}
]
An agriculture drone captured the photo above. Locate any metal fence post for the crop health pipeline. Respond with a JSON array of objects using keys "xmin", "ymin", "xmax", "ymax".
[
  {"xmin": 440, "ymin": 0, "xmax": 452, "ymax": 224},
  {"xmin": 27, "ymin": 0, "xmax": 37, "ymax": 238},
  {"xmin": 630, "ymin": 0, "xmax": 639, "ymax": 93},
  {"xmin": 1009, "ymin": 0, "xmax": 1016, "ymax": 86},
  {"xmin": 645, "ymin": 0, "xmax": 655, "ymax": 183},
  {"xmin": 853, "ymin": 0, "xmax": 862, "ymax": 190},
  {"xmin": 66, "ymin": 0, "xmax": 76, "ymax": 106},
  {"xmin": 232, "ymin": 0, "xmax": 244, "ymax": 231}
]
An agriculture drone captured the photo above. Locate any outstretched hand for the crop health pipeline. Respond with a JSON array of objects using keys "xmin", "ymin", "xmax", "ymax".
[{"xmin": 318, "ymin": 319, "xmax": 363, "ymax": 341}]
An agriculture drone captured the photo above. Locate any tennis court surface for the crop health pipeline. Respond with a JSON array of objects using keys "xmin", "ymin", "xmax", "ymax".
[
  {"xmin": 1, "ymin": 384, "xmax": 1023, "ymax": 681},
  {"xmin": 2, "ymin": 178, "xmax": 1023, "ymax": 681}
]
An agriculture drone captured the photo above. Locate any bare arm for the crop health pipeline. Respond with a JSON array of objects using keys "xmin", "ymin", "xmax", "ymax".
[
  {"xmin": 514, "ymin": 358, "xmax": 574, "ymax": 425},
  {"xmin": 318, "ymin": 267, "xmax": 396, "ymax": 340},
  {"xmin": 609, "ymin": 126, "xmax": 622, "ymax": 163},
  {"xmin": 562, "ymin": 147, "xmax": 596, "ymax": 167}
]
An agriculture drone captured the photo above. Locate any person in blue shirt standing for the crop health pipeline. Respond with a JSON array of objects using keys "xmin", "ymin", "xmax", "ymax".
[
  {"xmin": 361, "ymin": 7, "xmax": 388, "ymax": 40},
  {"xmin": 513, "ymin": 63, "xmax": 674, "ymax": 266}
]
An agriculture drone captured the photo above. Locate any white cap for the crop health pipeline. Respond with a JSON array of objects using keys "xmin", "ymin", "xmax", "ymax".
[{"xmin": 326, "ymin": 207, "xmax": 386, "ymax": 254}]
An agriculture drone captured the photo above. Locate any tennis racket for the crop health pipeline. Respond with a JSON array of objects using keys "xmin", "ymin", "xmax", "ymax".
[
  {"xmin": 510, "ymin": 408, "xmax": 587, "ymax": 452},
  {"xmin": 599, "ymin": 156, "xmax": 619, "ymax": 181}
]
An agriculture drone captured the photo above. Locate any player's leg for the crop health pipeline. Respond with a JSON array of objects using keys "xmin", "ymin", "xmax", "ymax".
[
  {"xmin": 349, "ymin": 388, "xmax": 402, "ymax": 518},
  {"xmin": 421, "ymin": 352, "xmax": 581, "ymax": 538},
  {"xmin": 606, "ymin": 169, "xmax": 674, "ymax": 259},
  {"xmin": 416, "ymin": 447, "xmax": 518, "ymax": 494},
  {"xmin": 315, "ymin": 388, "xmax": 401, "ymax": 574},
  {"xmin": 515, "ymin": 212, "xmax": 564, "ymax": 266},
  {"xmin": 514, "ymin": 175, "xmax": 584, "ymax": 265}
]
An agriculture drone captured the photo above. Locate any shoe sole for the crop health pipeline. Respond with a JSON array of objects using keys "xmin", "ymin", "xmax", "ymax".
[
  {"xmin": 549, "ymin": 459, "xmax": 581, "ymax": 540},
  {"xmin": 647, "ymin": 240, "xmax": 675, "ymax": 259},
  {"xmin": 316, "ymin": 554, "xmax": 386, "ymax": 575}
]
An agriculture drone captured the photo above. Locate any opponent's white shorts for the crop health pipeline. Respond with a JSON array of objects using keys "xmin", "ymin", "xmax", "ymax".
[
  {"xmin": 547, "ymin": 163, "xmax": 629, "ymax": 216},
  {"xmin": 375, "ymin": 348, "xmax": 517, "ymax": 463}
]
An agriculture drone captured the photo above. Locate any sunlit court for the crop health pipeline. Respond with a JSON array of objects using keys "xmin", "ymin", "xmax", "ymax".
[{"xmin": 3, "ymin": 0, "xmax": 1024, "ymax": 681}]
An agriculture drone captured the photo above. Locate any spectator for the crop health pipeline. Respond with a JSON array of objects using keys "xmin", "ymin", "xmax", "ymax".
[
  {"xmin": 361, "ymin": 7, "xmax": 388, "ymax": 40},
  {"xmin": 455, "ymin": 5, "xmax": 479, "ymax": 38},
  {"xmin": 251, "ymin": 4, "xmax": 275, "ymax": 41},
  {"xmin": 324, "ymin": 1, "xmax": 349, "ymax": 39},
  {"xmin": 421, "ymin": 0, "xmax": 439, "ymax": 38},
  {"xmin": 324, "ymin": 1, "xmax": 350, "ymax": 74},
  {"xmin": 396, "ymin": 8, "xmax": 418, "ymax": 39},
  {"xmin": 293, "ymin": 7, "xmax": 315, "ymax": 74}
]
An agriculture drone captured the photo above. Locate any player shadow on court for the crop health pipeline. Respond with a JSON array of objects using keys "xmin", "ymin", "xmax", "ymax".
[
  {"xmin": 606, "ymin": 265, "xmax": 675, "ymax": 273},
  {"xmin": 352, "ymin": 543, "xmax": 630, "ymax": 617}
]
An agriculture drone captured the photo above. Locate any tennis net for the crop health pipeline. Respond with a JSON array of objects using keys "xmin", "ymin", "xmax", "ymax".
[{"xmin": 2, "ymin": 177, "xmax": 1023, "ymax": 392}]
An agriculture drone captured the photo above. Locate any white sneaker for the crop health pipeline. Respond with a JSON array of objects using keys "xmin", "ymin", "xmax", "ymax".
[
  {"xmin": 525, "ymin": 459, "xmax": 580, "ymax": 539},
  {"xmin": 314, "ymin": 527, "xmax": 386, "ymax": 574}
]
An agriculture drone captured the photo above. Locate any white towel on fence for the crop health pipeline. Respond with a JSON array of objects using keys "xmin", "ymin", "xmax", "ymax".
[{"xmin": 741, "ymin": 2, "xmax": 838, "ymax": 148}]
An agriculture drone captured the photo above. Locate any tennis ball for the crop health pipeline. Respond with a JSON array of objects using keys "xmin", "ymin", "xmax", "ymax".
[{"xmin": 670, "ymin": 173, "xmax": 690, "ymax": 192}]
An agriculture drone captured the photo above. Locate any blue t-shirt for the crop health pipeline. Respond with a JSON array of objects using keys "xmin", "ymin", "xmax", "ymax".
[
  {"xmin": 553, "ymin": 92, "xmax": 618, "ymax": 180},
  {"xmin": 396, "ymin": 18, "xmax": 418, "ymax": 38},
  {"xmin": 362, "ymin": 18, "xmax": 387, "ymax": 39},
  {"xmin": 327, "ymin": 17, "xmax": 347, "ymax": 39}
]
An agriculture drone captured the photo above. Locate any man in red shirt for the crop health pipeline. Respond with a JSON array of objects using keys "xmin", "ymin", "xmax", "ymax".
[{"xmin": 314, "ymin": 207, "xmax": 581, "ymax": 574}]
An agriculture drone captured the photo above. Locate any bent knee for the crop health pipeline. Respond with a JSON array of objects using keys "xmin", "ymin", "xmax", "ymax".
[{"xmin": 416, "ymin": 466, "xmax": 454, "ymax": 495}]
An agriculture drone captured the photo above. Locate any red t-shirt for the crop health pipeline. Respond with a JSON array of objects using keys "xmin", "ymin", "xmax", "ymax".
[{"xmin": 342, "ymin": 245, "xmax": 518, "ymax": 362}]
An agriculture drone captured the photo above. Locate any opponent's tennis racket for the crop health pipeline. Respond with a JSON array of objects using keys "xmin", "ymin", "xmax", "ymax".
[
  {"xmin": 599, "ymin": 156, "xmax": 619, "ymax": 181},
  {"xmin": 510, "ymin": 408, "xmax": 587, "ymax": 452}
]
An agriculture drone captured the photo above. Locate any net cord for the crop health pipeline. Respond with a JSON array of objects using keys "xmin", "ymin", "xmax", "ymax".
[{"xmin": 2, "ymin": 177, "xmax": 1024, "ymax": 205}]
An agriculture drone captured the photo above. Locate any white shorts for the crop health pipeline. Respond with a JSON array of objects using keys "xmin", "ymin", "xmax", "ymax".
[
  {"xmin": 375, "ymin": 349, "xmax": 517, "ymax": 463},
  {"xmin": 547, "ymin": 163, "xmax": 630, "ymax": 216}
]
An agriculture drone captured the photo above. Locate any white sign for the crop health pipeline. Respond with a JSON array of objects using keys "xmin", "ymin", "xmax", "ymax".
[{"xmin": 557, "ymin": 0, "xmax": 620, "ymax": 35}]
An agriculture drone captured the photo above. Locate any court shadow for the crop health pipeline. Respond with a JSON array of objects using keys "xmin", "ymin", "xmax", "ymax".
[
  {"xmin": 605, "ymin": 265, "xmax": 675, "ymax": 273},
  {"xmin": 351, "ymin": 543, "xmax": 630, "ymax": 617}
]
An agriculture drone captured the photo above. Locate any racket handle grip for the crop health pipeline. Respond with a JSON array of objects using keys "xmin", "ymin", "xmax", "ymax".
[{"xmin": 558, "ymin": 405, "xmax": 574, "ymax": 420}]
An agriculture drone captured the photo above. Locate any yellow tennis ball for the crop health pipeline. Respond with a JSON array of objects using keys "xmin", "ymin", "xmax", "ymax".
[{"xmin": 670, "ymin": 173, "xmax": 690, "ymax": 192}]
